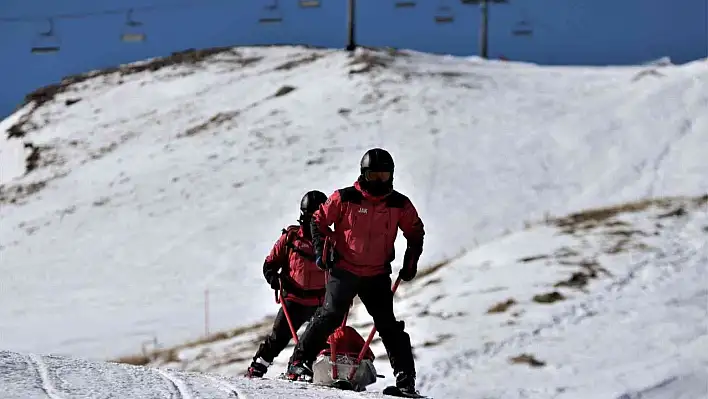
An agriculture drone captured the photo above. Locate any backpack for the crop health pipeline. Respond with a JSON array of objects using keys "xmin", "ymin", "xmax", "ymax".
[{"xmin": 281, "ymin": 225, "xmax": 316, "ymax": 269}]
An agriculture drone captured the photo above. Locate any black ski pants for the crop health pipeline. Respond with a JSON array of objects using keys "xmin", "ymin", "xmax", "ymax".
[
  {"xmin": 254, "ymin": 299, "xmax": 318, "ymax": 363},
  {"xmin": 289, "ymin": 268, "xmax": 415, "ymax": 375}
]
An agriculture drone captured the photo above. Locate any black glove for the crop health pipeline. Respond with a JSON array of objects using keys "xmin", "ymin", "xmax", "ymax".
[
  {"xmin": 316, "ymin": 238, "xmax": 337, "ymax": 270},
  {"xmin": 315, "ymin": 256, "xmax": 328, "ymax": 271},
  {"xmin": 266, "ymin": 274, "xmax": 280, "ymax": 290},
  {"xmin": 315, "ymin": 251, "xmax": 337, "ymax": 271},
  {"xmin": 399, "ymin": 264, "xmax": 417, "ymax": 282},
  {"xmin": 400, "ymin": 245, "xmax": 421, "ymax": 282}
]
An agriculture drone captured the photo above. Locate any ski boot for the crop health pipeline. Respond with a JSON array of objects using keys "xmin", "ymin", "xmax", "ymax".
[
  {"xmin": 285, "ymin": 360, "xmax": 313, "ymax": 382},
  {"xmin": 381, "ymin": 370, "xmax": 426, "ymax": 397},
  {"xmin": 245, "ymin": 357, "xmax": 269, "ymax": 378},
  {"xmin": 395, "ymin": 370, "xmax": 417, "ymax": 395}
]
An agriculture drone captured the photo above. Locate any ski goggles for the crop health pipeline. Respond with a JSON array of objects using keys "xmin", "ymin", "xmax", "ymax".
[{"xmin": 364, "ymin": 170, "xmax": 391, "ymax": 182}]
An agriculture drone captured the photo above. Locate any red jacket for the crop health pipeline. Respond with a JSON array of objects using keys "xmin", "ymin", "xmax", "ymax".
[
  {"xmin": 263, "ymin": 225, "xmax": 326, "ymax": 306},
  {"xmin": 311, "ymin": 180, "xmax": 425, "ymax": 276}
]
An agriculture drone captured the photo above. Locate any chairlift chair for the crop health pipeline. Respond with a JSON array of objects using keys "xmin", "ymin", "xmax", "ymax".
[
  {"xmin": 512, "ymin": 19, "xmax": 533, "ymax": 36},
  {"xmin": 512, "ymin": 9, "xmax": 533, "ymax": 36},
  {"xmin": 459, "ymin": 0, "xmax": 510, "ymax": 4},
  {"xmin": 120, "ymin": 9, "xmax": 146, "ymax": 42},
  {"xmin": 299, "ymin": 0, "xmax": 320, "ymax": 8},
  {"xmin": 259, "ymin": 0, "xmax": 284, "ymax": 24},
  {"xmin": 31, "ymin": 18, "xmax": 61, "ymax": 54},
  {"xmin": 394, "ymin": 1, "xmax": 416, "ymax": 8},
  {"xmin": 434, "ymin": 1, "xmax": 454, "ymax": 23}
]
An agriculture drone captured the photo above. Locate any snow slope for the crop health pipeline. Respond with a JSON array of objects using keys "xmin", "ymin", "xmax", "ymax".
[
  {"xmin": 0, "ymin": 349, "xmax": 391, "ymax": 399},
  {"xmin": 146, "ymin": 196, "xmax": 708, "ymax": 399},
  {"xmin": 1, "ymin": 196, "xmax": 705, "ymax": 399},
  {"xmin": 1, "ymin": 46, "xmax": 706, "ymax": 364}
]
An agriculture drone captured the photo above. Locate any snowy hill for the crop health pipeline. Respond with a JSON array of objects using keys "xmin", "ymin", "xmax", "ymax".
[
  {"xmin": 1, "ymin": 195, "xmax": 705, "ymax": 398},
  {"xmin": 141, "ymin": 195, "xmax": 708, "ymax": 398},
  {"xmin": 1, "ymin": 46, "xmax": 707, "ymax": 398},
  {"xmin": 0, "ymin": 349, "xmax": 391, "ymax": 399}
]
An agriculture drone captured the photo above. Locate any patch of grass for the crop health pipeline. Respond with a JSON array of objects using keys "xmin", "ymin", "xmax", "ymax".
[
  {"xmin": 604, "ymin": 237, "xmax": 631, "ymax": 254},
  {"xmin": 274, "ymin": 85, "xmax": 296, "ymax": 97},
  {"xmin": 8, "ymin": 46, "xmax": 260, "ymax": 139},
  {"xmin": 415, "ymin": 251, "xmax": 467, "ymax": 281},
  {"xmin": 419, "ymin": 334, "xmax": 453, "ymax": 348},
  {"xmin": 604, "ymin": 220, "xmax": 631, "ymax": 227},
  {"xmin": 486, "ymin": 298, "xmax": 517, "ymax": 314},
  {"xmin": 417, "ymin": 309, "xmax": 467, "ymax": 320},
  {"xmin": 347, "ymin": 49, "xmax": 394, "ymax": 74},
  {"xmin": 549, "ymin": 198, "xmax": 674, "ymax": 231},
  {"xmin": 181, "ymin": 110, "xmax": 240, "ymax": 137},
  {"xmin": 532, "ymin": 291, "xmax": 566, "ymax": 304},
  {"xmin": 519, "ymin": 254, "xmax": 548, "ymax": 263},
  {"xmin": 553, "ymin": 246, "xmax": 580, "ymax": 258},
  {"xmin": 273, "ymin": 53, "xmax": 324, "ymax": 71},
  {"xmin": 110, "ymin": 316, "xmax": 274, "ymax": 366},
  {"xmin": 509, "ymin": 353, "xmax": 546, "ymax": 367},
  {"xmin": 632, "ymin": 68, "xmax": 665, "ymax": 82},
  {"xmin": 422, "ymin": 278, "xmax": 442, "ymax": 287},
  {"xmin": 0, "ymin": 175, "xmax": 70, "ymax": 205},
  {"xmin": 430, "ymin": 294, "xmax": 445, "ymax": 303},
  {"xmin": 657, "ymin": 206, "xmax": 687, "ymax": 219},
  {"xmin": 554, "ymin": 271, "xmax": 591, "ymax": 290},
  {"xmin": 604, "ymin": 229, "xmax": 649, "ymax": 237}
]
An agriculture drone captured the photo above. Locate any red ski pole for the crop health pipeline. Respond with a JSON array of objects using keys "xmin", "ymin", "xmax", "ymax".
[
  {"xmin": 347, "ymin": 275, "xmax": 403, "ymax": 381},
  {"xmin": 277, "ymin": 278, "xmax": 299, "ymax": 345}
]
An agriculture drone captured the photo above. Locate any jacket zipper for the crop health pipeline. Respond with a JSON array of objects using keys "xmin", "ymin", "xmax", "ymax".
[
  {"xmin": 301, "ymin": 238, "xmax": 309, "ymax": 288},
  {"xmin": 366, "ymin": 203, "xmax": 372, "ymax": 262}
]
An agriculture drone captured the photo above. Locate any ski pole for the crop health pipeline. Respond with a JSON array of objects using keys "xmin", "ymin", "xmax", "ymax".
[
  {"xmin": 347, "ymin": 275, "xmax": 403, "ymax": 381},
  {"xmin": 278, "ymin": 278, "xmax": 299, "ymax": 345}
]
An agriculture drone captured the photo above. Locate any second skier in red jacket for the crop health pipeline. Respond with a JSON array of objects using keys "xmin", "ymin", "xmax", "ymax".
[{"xmin": 246, "ymin": 190, "xmax": 329, "ymax": 378}]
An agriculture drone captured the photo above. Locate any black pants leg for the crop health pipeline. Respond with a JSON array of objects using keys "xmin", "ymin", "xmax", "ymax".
[
  {"xmin": 358, "ymin": 273, "xmax": 415, "ymax": 375},
  {"xmin": 290, "ymin": 269, "xmax": 359, "ymax": 364},
  {"xmin": 254, "ymin": 299, "xmax": 317, "ymax": 363}
]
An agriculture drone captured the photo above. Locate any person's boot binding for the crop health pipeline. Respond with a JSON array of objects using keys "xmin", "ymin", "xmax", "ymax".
[
  {"xmin": 245, "ymin": 357, "xmax": 269, "ymax": 378},
  {"xmin": 286, "ymin": 360, "xmax": 313, "ymax": 382},
  {"xmin": 395, "ymin": 370, "xmax": 417, "ymax": 394}
]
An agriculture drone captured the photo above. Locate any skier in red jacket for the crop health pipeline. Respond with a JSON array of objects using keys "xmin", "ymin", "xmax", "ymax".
[
  {"xmin": 286, "ymin": 148, "xmax": 425, "ymax": 396},
  {"xmin": 245, "ymin": 190, "xmax": 329, "ymax": 378}
]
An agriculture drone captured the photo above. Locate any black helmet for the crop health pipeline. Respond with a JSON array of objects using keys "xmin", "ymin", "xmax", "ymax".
[
  {"xmin": 360, "ymin": 148, "xmax": 394, "ymax": 175},
  {"xmin": 359, "ymin": 148, "xmax": 394, "ymax": 196},
  {"xmin": 300, "ymin": 190, "xmax": 328, "ymax": 215}
]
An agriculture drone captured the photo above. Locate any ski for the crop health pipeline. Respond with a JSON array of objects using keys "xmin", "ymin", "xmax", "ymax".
[
  {"xmin": 273, "ymin": 373, "xmax": 368, "ymax": 392},
  {"xmin": 275, "ymin": 372, "xmax": 312, "ymax": 384},
  {"xmin": 382, "ymin": 385, "xmax": 431, "ymax": 398},
  {"xmin": 330, "ymin": 379, "xmax": 356, "ymax": 391}
]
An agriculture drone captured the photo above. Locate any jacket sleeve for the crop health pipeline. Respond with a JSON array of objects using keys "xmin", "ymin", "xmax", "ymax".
[
  {"xmin": 263, "ymin": 233, "xmax": 288, "ymax": 283},
  {"xmin": 399, "ymin": 198, "xmax": 425, "ymax": 268},
  {"xmin": 310, "ymin": 190, "xmax": 342, "ymax": 257}
]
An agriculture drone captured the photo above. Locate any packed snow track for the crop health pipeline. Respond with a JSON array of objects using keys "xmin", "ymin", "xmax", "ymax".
[{"xmin": 0, "ymin": 350, "xmax": 399, "ymax": 399}]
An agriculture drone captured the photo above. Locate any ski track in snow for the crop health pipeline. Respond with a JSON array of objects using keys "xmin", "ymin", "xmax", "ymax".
[
  {"xmin": 203, "ymin": 374, "xmax": 243, "ymax": 398},
  {"xmin": 27, "ymin": 354, "xmax": 65, "ymax": 399},
  {"xmin": 155, "ymin": 368, "xmax": 195, "ymax": 399}
]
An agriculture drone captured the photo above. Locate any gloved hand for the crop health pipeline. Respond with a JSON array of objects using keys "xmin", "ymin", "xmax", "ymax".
[
  {"xmin": 399, "ymin": 263, "xmax": 417, "ymax": 282},
  {"xmin": 316, "ymin": 238, "xmax": 337, "ymax": 270},
  {"xmin": 266, "ymin": 274, "xmax": 280, "ymax": 290},
  {"xmin": 400, "ymin": 245, "xmax": 421, "ymax": 282},
  {"xmin": 316, "ymin": 253, "xmax": 337, "ymax": 271},
  {"xmin": 315, "ymin": 256, "xmax": 327, "ymax": 271}
]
